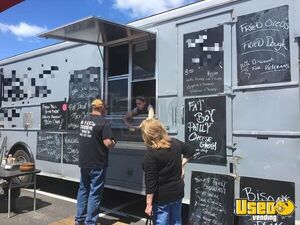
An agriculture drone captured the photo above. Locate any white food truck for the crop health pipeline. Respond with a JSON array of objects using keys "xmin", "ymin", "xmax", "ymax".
[{"xmin": 1, "ymin": 0, "xmax": 299, "ymax": 224}]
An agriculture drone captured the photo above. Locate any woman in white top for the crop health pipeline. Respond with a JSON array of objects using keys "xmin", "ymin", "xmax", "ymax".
[{"xmin": 123, "ymin": 96, "xmax": 154, "ymax": 128}]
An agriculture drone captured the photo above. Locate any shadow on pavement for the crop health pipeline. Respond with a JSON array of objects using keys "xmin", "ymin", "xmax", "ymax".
[{"xmin": 0, "ymin": 196, "xmax": 51, "ymax": 215}]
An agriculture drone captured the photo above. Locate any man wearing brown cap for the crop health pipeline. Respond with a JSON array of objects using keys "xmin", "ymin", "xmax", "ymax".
[{"xmin": 75, "ymin": 98, "xmax": 115, "ymax": 225}]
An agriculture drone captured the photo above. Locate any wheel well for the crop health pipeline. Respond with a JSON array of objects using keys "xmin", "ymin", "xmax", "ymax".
[{"xmin": 9, "ymin": 142, "xmax": 34, "ymax": 162}]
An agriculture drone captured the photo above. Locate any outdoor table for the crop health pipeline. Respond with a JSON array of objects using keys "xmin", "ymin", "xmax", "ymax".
[{"xmin": 0, "ymin": 168, "xmax": 41, "ymax": 218}]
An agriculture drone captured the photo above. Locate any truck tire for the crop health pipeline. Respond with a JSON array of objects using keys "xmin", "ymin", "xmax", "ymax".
[{"xmin": 12, "ymin": 149, "xmax": 33, "ymax": 185}]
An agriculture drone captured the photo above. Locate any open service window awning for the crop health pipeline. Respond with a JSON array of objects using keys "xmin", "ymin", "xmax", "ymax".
[{"xmin": 39, "ymin": 16, "xmax": 155, "ymax": 46}]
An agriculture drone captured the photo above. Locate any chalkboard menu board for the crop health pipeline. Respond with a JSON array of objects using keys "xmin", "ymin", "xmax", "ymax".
[
  {"xmin": 239, "ymin": 176, "xmax": 295, "ymax": 225},
  {"xmin": 183, "ymin": 26, "xmax": 224, "ymax": 96},
  {"xmin": 36, "ymin": 132, "xmax": 61, "ymax": 163},
  {"xmin": 189, "ymin": 171, "xmax": 234, "ymax": 225},
  {"xmin": 185, "ymin": 96, "xmax": 226, "ymax": 165},
  {"xmin": 63, "ymin": 133, "xmax": 79, "ymax": 165},
  {"xmin": 67, "ymin": 67, "xmax": 100, "ymax": 130},
  {"xmin": 237, "ymin": 6, "xmax": 290, "ymax": 86},
  {"xmin": 41, "ymin": 101, "xmax": 67, "ymax": 131}
]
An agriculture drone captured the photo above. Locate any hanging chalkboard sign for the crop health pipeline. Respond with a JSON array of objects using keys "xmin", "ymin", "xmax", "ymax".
[
  {"xmin": 41, "ymin": 101, "xmax": 67, "ymax": 131},
  {"xmin": 183, "ymin": 26, "xmax": 224, "ymax": 96},
  {"xmin": 36, "ymin": 132, "xmax": 61, "ymax": 163},
  {"xmin": 238, "ymin": 176, "xmax": 295, "ymax": 225},
  {"xmin": 185, "ymin": 96, "xmax": 226, "ymax": 165},
  {"xmin": 63, "ymin": 133, "xmax": 79, "ymax": 165},
  {"xmin": 188, "ymin": 171, "xmax": 234, "ymax": 225},
  {"xmin": 237, "ymin": 6, "xmax": 290, "ymax": 86},
  {"xmin": 67, "ymin": 67, "xmax": 100, "ymax": 130},
  {"xmin": 67, "ymin": 100, "xmax": 89, "ymax": 130}
]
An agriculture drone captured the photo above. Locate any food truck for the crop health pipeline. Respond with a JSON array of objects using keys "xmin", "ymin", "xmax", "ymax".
[{"xmin": 0, "ymin": 0, "xmax": 299, "ymax": 224}]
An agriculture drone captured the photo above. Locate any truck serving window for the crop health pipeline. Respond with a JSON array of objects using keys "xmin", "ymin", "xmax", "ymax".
[
  {"xmin": 107, "ymin": 43, "xmax": 129, "ymax": 116},
  {"xmin": 132, "ymin": 39, "xmax": 156, "ymax": 80},
  {"xmin": 132, "ymin": 80, "xmax": 156, "ymax": 110},
  {"xmin": 106, "ymin": 39, "xmax": 156, "ymax": 142},
  {"xmin": 108, "ymin": 44, "xmax": 129, "ymax": 77},
  {"xmin": 107, "ymin": 78, "xmax": 128, "ymax": 114}
]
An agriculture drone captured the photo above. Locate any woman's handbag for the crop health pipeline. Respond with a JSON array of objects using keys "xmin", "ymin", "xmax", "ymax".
[{"xmin": 145, "ymin": 216, "xmax": 154, "ymax": 225}]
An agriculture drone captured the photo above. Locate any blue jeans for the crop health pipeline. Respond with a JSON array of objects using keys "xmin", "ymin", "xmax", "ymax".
[
  {"xmin": 153, "ymin": 199, "xmax": 182, "ymax": 225},
  {"xmin": 75, "ymin": 168, "xmax": 106, "ymax": 225}
]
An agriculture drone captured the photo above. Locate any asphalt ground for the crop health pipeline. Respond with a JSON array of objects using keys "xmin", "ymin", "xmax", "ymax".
[
  {"xmin": 0, "ymin": 189, "xmax": 76, "ymax": 225},
  {"xmin": 0, "ymin": 176, "xmax": 190, "ymax": 225}
]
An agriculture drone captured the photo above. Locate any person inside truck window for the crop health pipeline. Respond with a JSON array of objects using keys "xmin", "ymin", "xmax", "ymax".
[{"xmin": 123, "ymin": 96, "xmax": 154, "ymax": 128}]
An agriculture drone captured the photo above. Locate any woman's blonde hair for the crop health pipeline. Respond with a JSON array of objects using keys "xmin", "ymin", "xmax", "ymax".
[{"xmin": 139, "ymin": 119, "xmax": 171, "ymax": 149}]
